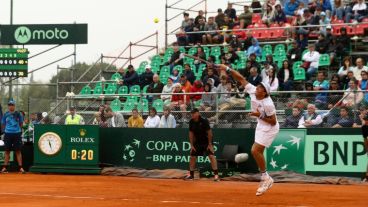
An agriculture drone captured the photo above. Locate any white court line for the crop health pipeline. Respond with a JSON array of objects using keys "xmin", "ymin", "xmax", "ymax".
[{"xmin": 0, "ymin": 192, "xmax": 105, "ymax": 200}]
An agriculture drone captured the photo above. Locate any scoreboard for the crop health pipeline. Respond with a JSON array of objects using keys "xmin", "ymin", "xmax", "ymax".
[{"xmin": 0, "ymin": 48, "xmax": 29, "ymax": 77}]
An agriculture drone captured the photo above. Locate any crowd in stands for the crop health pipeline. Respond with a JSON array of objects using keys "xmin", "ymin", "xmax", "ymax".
[{"xmin": 74, "ymin": 1, "xmax": 367, "ymax": 128}]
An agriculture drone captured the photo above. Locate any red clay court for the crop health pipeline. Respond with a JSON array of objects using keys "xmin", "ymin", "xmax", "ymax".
[{"xmin": 0, "ymin": 174, "xmax": 366, "ymax": 207}]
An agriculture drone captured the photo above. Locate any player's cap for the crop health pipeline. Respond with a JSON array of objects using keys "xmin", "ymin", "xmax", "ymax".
[
  {"xmin": 259, "ymin": 82, "xmax": 271, "ymax": 95},
  {"xmin": 190, "ymin": 108, "xmax": 199, "ymax": 113},
  {"xmin": 8, "ymin": 99, "xmax": 15, "ymax": 105}
]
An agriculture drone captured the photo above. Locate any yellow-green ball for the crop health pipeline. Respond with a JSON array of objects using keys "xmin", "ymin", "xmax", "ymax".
[{"xmin": 154, "ymin": 18, "xmax": 159, "ymax": 23}]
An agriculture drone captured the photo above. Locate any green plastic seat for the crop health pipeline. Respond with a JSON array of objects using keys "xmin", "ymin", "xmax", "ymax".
[
  {"xmin": 302, "ymin": 49, "xmax": 308, "ymax": 58},
  {"xmin": 118, "ymin": 85, "xmax": 129, "ymax": 96},
  {"xmin": 151, "ymin": 55, "xmax": 161, "ymax": 63},
  {"xmin": 236, "ymin": 51, "xmax": 247, "ymax": 61},
  {"xmin": 236, "ymin": 61, "xmax": 246, "ymax": 70},
  {"xmin": 274, "ymin": 44, "xmax": 286, "ymax": 53},
  {"xmin": 130, "ymin": 85, "xmax": 141, "ymax": 94},
  {"xmin": 137, "ymin": 98, "xmax": 149, "ymax": 113},
  {"xmin": 188, "ymin": 47, "xmax": 197, "ymax": 55},
  {"xmin": 223, "ymin": 46, "xmax": 229, "ymax": 54},
  {"xmin": 105, "ymin": 84, "xmax": 117, "ymax": 95},
  {"xmin": 93, "ymin": 85, "xmax": 103, "ymax": 95},
  {"xmin": 160, "ymin": 73, "xmax": 170, "ymax": 84},
  {"xmin": 79, "ymin": 85, "xmax": 91, "ymax": 95},
  {"xmin": 202, "ymin": 46, "xmax": 210, "ymax": 59},
  {"xmin": 262, "ymin": 45, "xmax": 273, "ymax": 54},
  {"xmin": 179, "ymin": 47, "xmax": 186, "ymax": 54},
  {"xmin": 160, "ymin": 66, "xmax": 170, "ymax": 74},
  {"xmin": 111, "ymin": 73, "xmax": 122, "ymax": 81},
  {"xmin": 184, "ymin": 56, "xmax": 194, "ymax": 65},
  {"xmin": 123, "ymin": 99, "xmax": 137, "ymax": 112},
  {"xmin": 292, "ymin": 61, "xmax": 302, "ymax": 70},
  {"xmin": 142, "ymin": 85, "xmax": 149, "ymax": 94},
  {"xmin": 319, "ymin": 54, "xmax": 330, "ymax": 67},
  {"xmin": 110, "ymin": 98, "xmax": 122, "ymax": 112},
  {"xmin": 210, "ymin": 46, "xmax": 222, "ymax": 58},
  {"xmin": 152, "ymin": 99, "xmax": 164, "ymax": 113},
  {"xmin": 173, "ymin": 65, "xmax": 183, "ymax": 74},
  {"xmin": 293, "ymin": 67, "xmax": 306, "ymax": 81}
]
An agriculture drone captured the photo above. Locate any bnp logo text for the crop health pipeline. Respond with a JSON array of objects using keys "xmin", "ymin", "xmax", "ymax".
[{"xmin": 14, "ymin": 26, "xmax": 69, "ymax": 44}]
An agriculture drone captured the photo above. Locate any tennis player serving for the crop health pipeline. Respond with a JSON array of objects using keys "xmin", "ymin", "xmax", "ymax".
[{"xmin": 217, "ymin": 64, "xmax": 279, "ymax": 196}]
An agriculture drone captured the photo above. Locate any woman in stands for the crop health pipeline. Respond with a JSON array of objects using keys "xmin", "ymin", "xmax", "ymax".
[
  {"xmin": 338, "ymin": 56, "xmax": 354, "ymax": 79},
  {"xmin": 262, "ymin": 4, "xmax": 275, "ymax": 26},
  {"xmin": 247, "ymin": 38, "xmax": 262, "ymax": 57},
  {"xmin": 199, "ymin": 83, "xmax": 216, "ymax": 112},
  {"xmin": 277, "ymin": 60, "xmax": 294, "ymax": 92},
  {"xmin": 261, "ymin": 66, "xmax": 279, "ymax": 92}
]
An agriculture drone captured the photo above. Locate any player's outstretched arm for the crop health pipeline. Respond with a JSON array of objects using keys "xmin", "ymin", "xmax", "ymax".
[{"xmin": 217, "ymin": 64, "xmax": 249, "ymax": 87}]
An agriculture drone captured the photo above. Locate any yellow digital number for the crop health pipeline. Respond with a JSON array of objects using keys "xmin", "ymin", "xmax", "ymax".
[
  {"xmin": 88, "ymin": 150, "xmax": 93, "ymax": 160},
  {"xmin": 81, "ymin": 150, "xmax": 87, "ymax": 160},
  {"xmin": 71, "ymin": 150, "xmax": 77, "ymax": 160}
]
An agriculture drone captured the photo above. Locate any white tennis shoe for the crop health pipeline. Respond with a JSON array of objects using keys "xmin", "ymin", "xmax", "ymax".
[{"xmin": 256, "ymin": 176, "xmax": 274, "ymax": 196}]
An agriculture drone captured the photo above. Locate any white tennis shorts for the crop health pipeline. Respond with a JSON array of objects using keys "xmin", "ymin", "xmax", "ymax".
[{"xmin": 254, "ymin": 127, "xmax": 279, "ymax": 148}]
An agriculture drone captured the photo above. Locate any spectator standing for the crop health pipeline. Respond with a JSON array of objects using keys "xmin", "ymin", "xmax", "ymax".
[
  {"xmin": 215, "ymin": 9, "xmax": 226, "ymax": 28},
  {"xmin": 65, "ymin": 106, "xmax": 85, "ymax": 125},
  {"xmin": 224, "ymin": 3, "xmax": 237, "ymax": 20}
]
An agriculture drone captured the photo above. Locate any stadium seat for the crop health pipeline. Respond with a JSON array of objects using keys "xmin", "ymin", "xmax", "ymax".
[
  {"xmin": 105, "ymin": 84, "xmax": 117, "ymax": 95},
  {"xmin": 79, "ymin": 85, "xmax": 91, "ymax": 95},
  {"xmin": 122, "ymin": 99, "xmax": 137, "ymax": 112},
  {"xmin": 262, "ymin": 45, "xmax": 273, "ymax": 54},
  {"xmin": 179, "ymin": 47, "xmax": 186, "ymax": 54},
  {"xmin": 173, "ymin": 65, "xmax": 183, "ymax": 74},
  {"xmin": 274, "ymin": 44, "xmax": 285, "ymax": 53},
  {"xmin": 293, "ymin": 61, "xmax": 302, "ymax": 70},
  {"xmin": 110, "ymin": 98, "xmax": 122, "ymax": 112},
  {"xmin": 137, "ymin": 98, "xmax": 149, "ymax": 113},
  {"xmin": 293, "ymin": 67, "xmax": 306, "ymax": 81},
  {"xmin": 160, "ymin": 65, "xmax": 170, "ymax": 74},
  {"xmin": 152, "ymin": 99, "xmax": 164, "ymax": 113},
  {"xmin": 142, "ymin": 85, "xmax": 149, "ymax": 94},
  {"xmin": 160, "ymin": 73, "xmax": 169, "ymax": 84},
  {"xmin": 93, "ymin": 85, "xmax": 103, "ymax": 95},
  {"xmin": 111, "ymin": 73, "xmax": 122, "ymax": 81},
  {"xmin": 118, "ymin": 85, "xmax": 129, "ymax": 96},
  {"xmin": 236, "ymin": 61, "xmax": 246, "ymax": 70},
  {"xmin": 202, "ymin": 46, "xmax": 210, "ymax": 59},
  {"xmin": 319, "ymin": 54, "xmax": 330, "ymax": 67},
  {"xmin": 210, "ymin": 46, "xmax": 222, "ymax": 60},
  {"xmin": 130, "ymin": 85, "xmax": 141, "ymax": 94},
  {"xmin": 252, "ymin": 13, "xmax": 261, "ymax": 24},
  {"xmin": 188, "ymin": 47, "xmax": 197, "ymax": 55}
]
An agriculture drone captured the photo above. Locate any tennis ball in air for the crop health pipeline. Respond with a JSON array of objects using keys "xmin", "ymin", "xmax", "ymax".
[{"xmin": 154, "ymin": 18, "xmax": 159, "ymax": 23}]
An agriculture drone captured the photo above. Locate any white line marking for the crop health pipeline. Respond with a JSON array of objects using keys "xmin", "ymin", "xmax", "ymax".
[{"xmin": 0, "ymin": 192, "xmax": 105, "ymax": 200}]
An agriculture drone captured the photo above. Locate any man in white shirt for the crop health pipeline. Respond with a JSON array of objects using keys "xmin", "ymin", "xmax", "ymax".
[
  {"xmin": 298, "ymin": 104, "xmax": 323, "ymax": 128},
  {"xmin": 159, "ymin": 107, "xmax": 177, "ymax": 128},
  {"xmin": 302, "ymin": 44, "xmax": 320, "ymax": 80},
  {"xmin": 351, "ymin": 0, "xmax": 367, "ymax": 22},
  {"xmin": 352, "ymin": 58, "xmax": 368, "ymax": 81},
  {"xmin": 217, "ymin": 64, "xmax": 279, "ymax": 196}
]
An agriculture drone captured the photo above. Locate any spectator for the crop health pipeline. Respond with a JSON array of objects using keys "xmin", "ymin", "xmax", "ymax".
[
  {"xmin": 273, "ymin": 3, "xmax": 287, "ymax": 24},
  {"xmin": 180, "ymin": 74, "xmax": 192, "ymax": 103},
  {"xmin": 139, "ymin": 65, "xmax": 154, "ymax": 88},
  {"xmin": 120, "ymin": 65, "xmax": 139, "ymax": 88},
  {"xmin": 92, "ymin": 105, "xmax": 107, "ymax": 127},
  {"xmin": 170, "ymin": 68, "xmax": 180, "ymax": 83},
  {"xmin": 333, "ymin": 0, "xmax": 345, "ymax": 20},
  {"xmin": 251, "ymin": 0, "xmax": 263, "ymax": 14},
  {"xmin": 203, "ymin": 17, "xmax": 220, "ymax": 44},
  {"xmin": 284, "ymin": 0, "xmax": 300, "ymax": 16},
  {"xmin": 65, "ymin": 106, "xmax": 85, "ymax": 125},
  {"xmin": 161, "ymin": 77, "xmax": 174, "ymax": 106},
  {"xmin": 159, "ymin": 107, "xmax": 177, "ymax": 128},
  {"xmin": 298, "ymin": 104, "xmax": 323, "ymax": 128},
  {"xmin": 278, "ymin": 60, "xmax": 294, "ymax": 91},
  {"xmin": 228, "ymin": 35, "xmax": 243, "ymax": 51},
  {"xmin": 341, "ymin": 78, "xmax": 363, "ymax": 107},
  {"xmin": 1, "ymin": 99, "xmax": 25, "ymax": 173},
  {"xmin": 327, "ymin": 37, "xmax": 344, "ymax": 64},
  {"xmin": 193, "ymin": 46, "xmax": 207, "ymax": 65},
  {"xmin": 222, "ymin": 46, "xmax": 238, "ymax": 64},
  {"xmin": 342, "ymin": 71, "xmax": 355, "ymax": 89},
  {"xmin": 117, "ymin": 67, "xmax": 125, "ymax": 79},
  {"xmin": 127, "ymin": 108, "xmax": 144, "ymax": 128},
  {"xmin": 183, "ymin": 64, "xmax": 196, "ymax": 84},
  {"xmin": 262, "ymin": 3, "xmax": 275, "ymax": 26},
  {"xmin": 287, "ymin": 41, "xmax": 302, "ymax": 64},
  {"xmin": 302, "ymin": 44, "xmax": 320, "ymax": 79},
  {"xmin": 261, "ymin": 65, "xmax": 279, "ymax": 92},
  {"xmin": 242, "ymin": 30, "xmax": 254, "ymax": 50},
  {"xmin": 346, "ymin": 0, "xmax": 367, "ymax": 22},
  {"xmin": 266, "ymin": 54, "xmax": 279, "ymax": 71},
  {"xmin": 144, "ymin": 107, "xmax": 160, "ymax": 128},
  {"xmin": 247, "ymin": 67, "xmax": 263, "ymax": 86},
  {"xmin": 190, "ymin": 80, "xmax": 204, "ymax": 105},
  {"xmin": 313, "ymin": 72, "xmax": 330, "ymax": 109},
  {"xmin": 328, "ymin": 79, "xmax": 343, "ymax": 107},
  {"xmin": 193, "ymin": 17, "xmax": 206, "ymax": 44},
  {"xmin": 316, "ymin": 0, "xmax": 332, "ymax": 13},
  {"xmin": 177, "ymin": 17, "xmax": 195, "ymax": 46},
  {"xmin": 318, "ymin": 12, "xmax": 330, "ymax": 35},
  {"xmin": 206, "ymin": 78, "xmax": 217, "ymax": 92},
  {"xmin": 238, "ymin": 4, "xmax": 253, "ymax": 29},
  {"xmin": 314, "ymin": 33, "xmax": 329, "ymax": 54},
  {"xmin": 224, "ymin": 2, "xmax": 237, "ymax": 20},
  {"xmin": 353, "ymin": 106, "xmax": 368, "ymax": 127},
  {"xmin": 294, "ymin": 2, "xmax": 305, "ymax": 16},
  {"xmin": 170, "ymin": 83, "xmax": 188, "ymax": 121},
  {"xmin": 359, "ymin": 71, "xmax": 368, "ymax": 104},
  {"xmin": 194, "ymin": 10, "xmax": 206, "ymax": 25},
  {"xmin": 199, "ymin": 83, "xmax": 216, "ymax": 111},
  {"xmin": 352, "ymin": 58, "xmax": 368, "ymax": 81},
  {"xmin": 105, "ymin": 106, "xmax": 126, "ymax": 127},
  {"xmin": 338, "ymin": 56, "xmax": 354, "ymax": 79},
  {"xmin": 215, "ymin": 9, "xmax": 226, "ymax": 28},
  {"xmin": 282, "ymin": 107, "xmax": 303, "ymax": 128},
  {"xmin": 220, "ymin": 15, "xmax": 235, "ymax": 43},
  {"xmin": 247, "ymin": 38, "xmax": 262, "ymax": 57},
  {"xmin": 147, "ymin": 74, "xmax": 164, "ymax": 101},
  {"xmin": 202, "ymin": 68, "xmax": 220, "ymax": 87},
  {"xmin": 336, "ymin": 27, "xmax": 351, "ymax": 54},
  {"xmin": 181, "ymin": 12, "xmax": 191, "ymax": 30},
  {"xmin": 332, "ymin": 107, "xmax": 354, "ymax": 128},
  {"xmin": 167, "ymin": 43, "xmax": 183, "ymax": 68}
]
